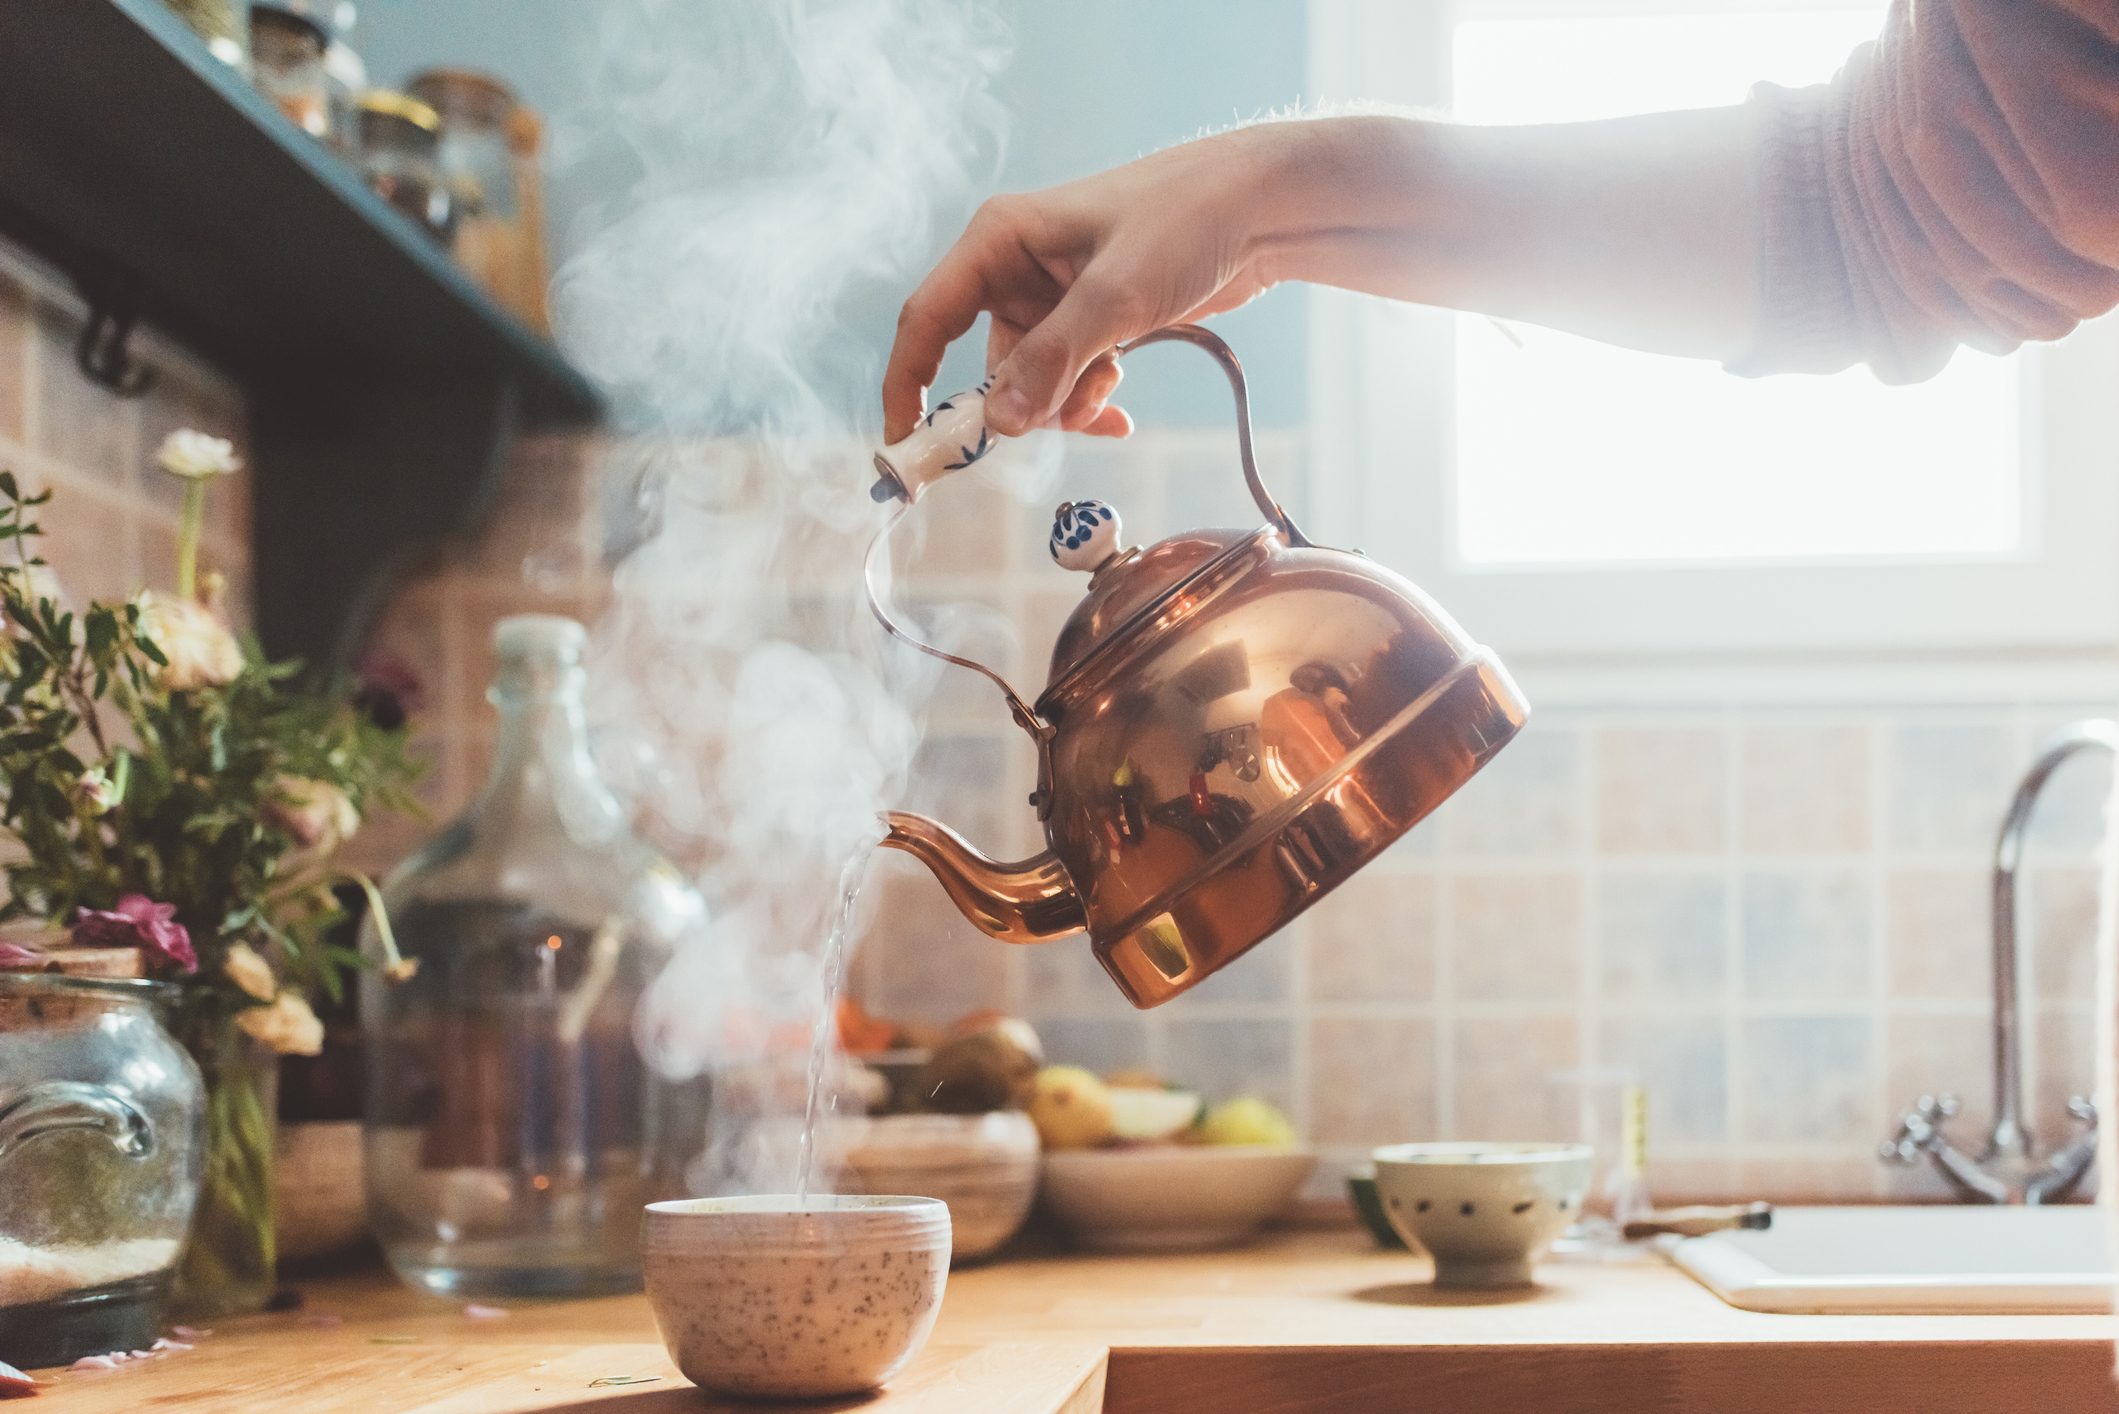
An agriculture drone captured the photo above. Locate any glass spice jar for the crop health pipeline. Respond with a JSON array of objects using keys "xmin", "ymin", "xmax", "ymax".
[
  {"xmin": 406, "ymin": 69, "xmax": 526, "ymax": 308},
  {"xmin": 407, "ymin": 69, "xmax": 521, "ymax": 227},
  {"xmin": 0, "ymin": 974, "xmax": 205, "ymax": 1367},
  {"xmin": 160, "ymin": 0, "xmax": 245, "ymax": 67},
  {"xmin": 247, "ymin": 3, "xmax": 333, "ymax": 141},
  {"xmin": 320, "ymin": 3, "xmax": 367, "ymax": 158},
  {"xmin": 355, "ymin": 91, "xmax": 456, "ymax": 245}
]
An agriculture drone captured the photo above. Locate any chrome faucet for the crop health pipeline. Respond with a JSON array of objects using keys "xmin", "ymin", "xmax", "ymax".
[{"xmin": 1879, "ymin": 719, "xmax": 2113, "ymax": 1204}]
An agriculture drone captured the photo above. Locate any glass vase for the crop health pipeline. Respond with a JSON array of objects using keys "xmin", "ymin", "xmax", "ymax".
[{"xmin": 169, "ymin": 1013, "xmax": 278, "ymax": 1318}]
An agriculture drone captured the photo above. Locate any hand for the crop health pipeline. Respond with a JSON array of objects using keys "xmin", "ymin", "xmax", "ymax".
[{"xmin": 882, "ymin": 123, "xmax": 1315, "ymax": 443}]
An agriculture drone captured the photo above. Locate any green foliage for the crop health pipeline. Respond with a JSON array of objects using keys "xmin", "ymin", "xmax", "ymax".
[{"xmin": 0, "ymin": 471, "xmax": 421, "ymax": 1025}]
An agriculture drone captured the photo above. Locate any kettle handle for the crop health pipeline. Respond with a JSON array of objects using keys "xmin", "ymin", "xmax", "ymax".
[
  {"xmin": 870, "ymin": 323, "xmax": 1309, "ymax": 547},
  {"xmin": 861, "ymin": 323, "xmax": 1309, "ymax": 763},
  {"xmin": 1115, "ymin": 324, "xmax": 1310, "ymax": 547}
]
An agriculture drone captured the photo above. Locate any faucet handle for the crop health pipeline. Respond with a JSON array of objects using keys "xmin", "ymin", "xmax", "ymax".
[
  {"xmin": 2023, "ymin": 1095, "xmax": 2102, "ymax": 1204},
  {"xmin": 1879, "ymin": 1093, "xmax": 1961, "ymax": 1165}
]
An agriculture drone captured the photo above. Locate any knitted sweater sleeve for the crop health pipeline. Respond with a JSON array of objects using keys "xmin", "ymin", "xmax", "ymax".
[{"xmin": 1730, "ymin": 0, "xmax": 2119, "ymax": 381}]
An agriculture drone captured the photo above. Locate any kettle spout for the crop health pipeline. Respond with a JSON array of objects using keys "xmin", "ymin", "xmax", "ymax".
[{"xmin": 879, "ymin": 810, "xmax": 1086, "ymax": 943}]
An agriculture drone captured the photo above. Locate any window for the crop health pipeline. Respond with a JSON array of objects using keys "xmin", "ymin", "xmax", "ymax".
[
  {"xmin": 1452, "ymin": 4, "xmax": 2020, "ymax": 568},
  {"xmin": 1308, "ymin": 0, "xmax": 2119, "ymax": 693}
]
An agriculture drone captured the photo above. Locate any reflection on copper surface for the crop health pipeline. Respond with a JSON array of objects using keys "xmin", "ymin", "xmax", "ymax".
[{"xmin": 880, "ymin": 521, "xmax": 1529, "ymax": 1007}]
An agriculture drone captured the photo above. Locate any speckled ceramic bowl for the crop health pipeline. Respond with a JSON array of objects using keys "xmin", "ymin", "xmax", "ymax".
[
  {"xmin": 836, "ymin": 1112, "xmax": 1042, "ymax": 1262},
  {"xmin": 642, "ymin": 1194, "xmax": 951, "ymax": 1400},
  {"xmin": 1371, "ymin": 1143, "xmax": 1593, "ymax": 1288}
]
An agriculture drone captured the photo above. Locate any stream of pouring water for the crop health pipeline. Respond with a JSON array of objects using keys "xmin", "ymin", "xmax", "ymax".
[{"xmin": 795, "ymin": 843, "xmax": 881, "ymax": 1205}]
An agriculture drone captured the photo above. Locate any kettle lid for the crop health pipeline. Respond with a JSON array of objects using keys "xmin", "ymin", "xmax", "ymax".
[{"xmin": 1043, "ymin": 497, "xmax": 1256, "ymax": 689}]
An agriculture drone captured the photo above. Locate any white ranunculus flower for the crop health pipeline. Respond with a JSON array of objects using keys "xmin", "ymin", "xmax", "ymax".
[
  {"xmin": 222, "ymin": 941, "xmax": 278, "ymax": 1002},
  {"xmin": 73, "ymin": 767, "xmax": 116, "ymax": 816},
  {"xmin": 136, "ymin": 591, "xmax": 242, "ymax": 691},
  {"xmin": 155, "ymin": 429, "xmax": 242, "ymax": 481},
  {"xmin": 235, "ymin": 991, "xmax": 324, "ymax": 1056},
  {"xmin": 265, "ymin": 777, "xmax": 360, "ymax": 854}
]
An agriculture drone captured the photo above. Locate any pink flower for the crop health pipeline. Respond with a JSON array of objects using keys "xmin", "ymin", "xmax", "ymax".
[
  {"xmin": 73, "ymin": 895, "xmax": 196, "ymax": 974},
  {"xmin": 353, "ymin": 651, "xmax": 422, "ymax": 730},
  {"xmin": 0, "ymin": 941, "xmax": 43, "ymax": 967}
]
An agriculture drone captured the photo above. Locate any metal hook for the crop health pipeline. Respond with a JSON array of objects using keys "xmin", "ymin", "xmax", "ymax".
[{"xmin": 73, "ymin": 268, "xmax": 155, "ymax": 398}]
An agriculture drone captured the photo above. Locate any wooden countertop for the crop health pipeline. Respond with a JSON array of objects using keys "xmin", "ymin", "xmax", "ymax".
[{"xmin": 20, "ymin": 1228, "xmax": 2118, "ymax": 1412}]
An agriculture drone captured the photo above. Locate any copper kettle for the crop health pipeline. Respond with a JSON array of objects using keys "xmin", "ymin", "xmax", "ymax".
[{"xmin": 865, "ymin": 326, "xmax": 1528, "ymax": 1008}]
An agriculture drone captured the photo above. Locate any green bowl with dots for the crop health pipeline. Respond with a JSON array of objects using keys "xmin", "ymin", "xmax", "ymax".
[{"xmin": 1370, "ymin": 1143, "xmax": 1593, "ymax": 1288}]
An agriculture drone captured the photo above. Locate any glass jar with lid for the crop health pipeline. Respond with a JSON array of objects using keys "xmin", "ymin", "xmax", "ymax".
[
  {"xmin": 247, "ymin": 2, "xmax": 333, "ymax": 141},
  {"xmin": 360, "ymin": 616, "xmax": 709, "ymax": 1297},
  {"xmin": 407, "ymin": 69, "xmax": 520, "ymax": 228},
  {"xmin": 408, "ymin": 68, "xmax": 549, "ymax": 330},
  {"xmin": 252, "ymin": 0, "xmax": 365, "ymax": 152},
  {"xmin": 0, "ymin": 973, "xmax": 205, "ymax": 1367},
  {"xmin": 160, "ymin": 0, "xmax": 245, "ymax": 67},
  {"xmin": 355, "ymin": 91, "xmax": 456, "ymax": 245}
]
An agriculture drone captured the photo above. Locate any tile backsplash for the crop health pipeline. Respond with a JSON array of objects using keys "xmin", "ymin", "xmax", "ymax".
[
  {"xmin": 0, "ymin": 243, "xmax": 252, "ymax": 627},
  {"xmin": 358, "ymin": 423, "xmax": 2115, "ymax": 1208},
  {"xmin": 10, "ymin": 218, "xmax": 2105, "ymax": 1209}
]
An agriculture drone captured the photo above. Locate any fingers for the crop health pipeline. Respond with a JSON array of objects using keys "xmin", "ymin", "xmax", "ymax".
[
  {"xmin": 1084, "ymin": 404, "xmax": 1134, "ymax": 438},
  {"xmin": 1055, "ymin": 353, "xmax": 1122, "ymax": 431},
  {"xmin": 885, "ymin": 259, "xmax": 986, "ymax": 443},
  {"xmin": 985, "ymin": 273, "xmax": 1147, "ymax": 436},
  {"xmin": 984, "ymin": 314, "xmax": 1023, "ymax": 376},
  {"xmin": 885, "ymin": 196, "xmax": 1072, "ymax": 442}
]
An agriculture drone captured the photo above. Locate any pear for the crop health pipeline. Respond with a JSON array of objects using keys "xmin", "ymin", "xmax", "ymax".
[
  {"xmin": 1197, "ymin": 1096, "xmax": 1296, "ymax": 1147},
  {"xmin": 1027, "ymin": 1065, "xmax": 1116, "ymax": 1150}
]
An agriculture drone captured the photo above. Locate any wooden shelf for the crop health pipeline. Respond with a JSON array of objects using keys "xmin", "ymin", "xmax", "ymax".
[{"xmin": 0, "ymin": 0, "xmax": 603, "ymax": 665}]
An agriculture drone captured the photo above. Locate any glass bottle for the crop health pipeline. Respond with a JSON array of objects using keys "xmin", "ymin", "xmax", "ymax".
[{"xmin": 360, "ymin": 616, "xmax": 707, "ymax": 1297}]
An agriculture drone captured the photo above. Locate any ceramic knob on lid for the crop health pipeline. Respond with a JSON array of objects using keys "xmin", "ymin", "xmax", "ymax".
[{"xmin": 1049, "ymin": 499, "xmax": 1122, "ymax": 572}]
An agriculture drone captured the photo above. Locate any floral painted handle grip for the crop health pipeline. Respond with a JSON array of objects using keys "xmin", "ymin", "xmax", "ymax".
[
  {"xmin": 867, "ymin": 325, "xmax": 1305, "ymax": 548},
  {"xmin": 870, "ymin": 378, "xmax": 996, "ymax": 503}
]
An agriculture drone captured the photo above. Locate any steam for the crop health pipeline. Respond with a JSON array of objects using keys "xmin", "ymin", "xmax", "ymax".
[{"xmin": 546, "ymin": 0, "xmax": 1014, "ymax": 1195}]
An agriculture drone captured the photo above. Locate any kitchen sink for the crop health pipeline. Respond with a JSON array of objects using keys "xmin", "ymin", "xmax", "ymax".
[{"xmin": 1664, "ymin": 1205, "xmax": 2113, "ymax": 1313}]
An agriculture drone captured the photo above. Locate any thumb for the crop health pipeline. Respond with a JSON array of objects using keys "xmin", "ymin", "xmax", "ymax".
[{"xmin": 986, "ymin": 276, "xmax": 1142, "ymax": 436}]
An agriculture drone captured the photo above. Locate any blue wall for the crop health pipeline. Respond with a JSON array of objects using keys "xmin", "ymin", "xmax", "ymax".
[{"xmin": 354, "ymin": 0, "xmax": 1310, "ymax": 426}]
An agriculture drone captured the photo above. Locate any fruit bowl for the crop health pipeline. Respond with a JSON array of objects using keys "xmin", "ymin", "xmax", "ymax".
[
  {"xmin": 825, "ymin": 1112, "xmax": 1041, "ymax": 1262},
  {"xmin": 1038, "ymin": 1144, "xmax": 1317, "ymax": 1252}
]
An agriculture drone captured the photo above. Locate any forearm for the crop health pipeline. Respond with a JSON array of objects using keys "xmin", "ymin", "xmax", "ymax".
[{"xmin": 1248, "ymin": 111, "xmax": 1761, "ymax": 361}]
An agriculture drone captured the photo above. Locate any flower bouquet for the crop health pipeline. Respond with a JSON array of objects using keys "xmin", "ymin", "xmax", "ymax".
[{"xmin": 0, "ymin": 431, "xmax": 421, "ymax": 1316}]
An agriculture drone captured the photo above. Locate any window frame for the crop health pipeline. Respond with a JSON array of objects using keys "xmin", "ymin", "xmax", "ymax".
[{"xmin": 1305, "ymin": 0, "xmax": 2119, "ymax": 704}]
